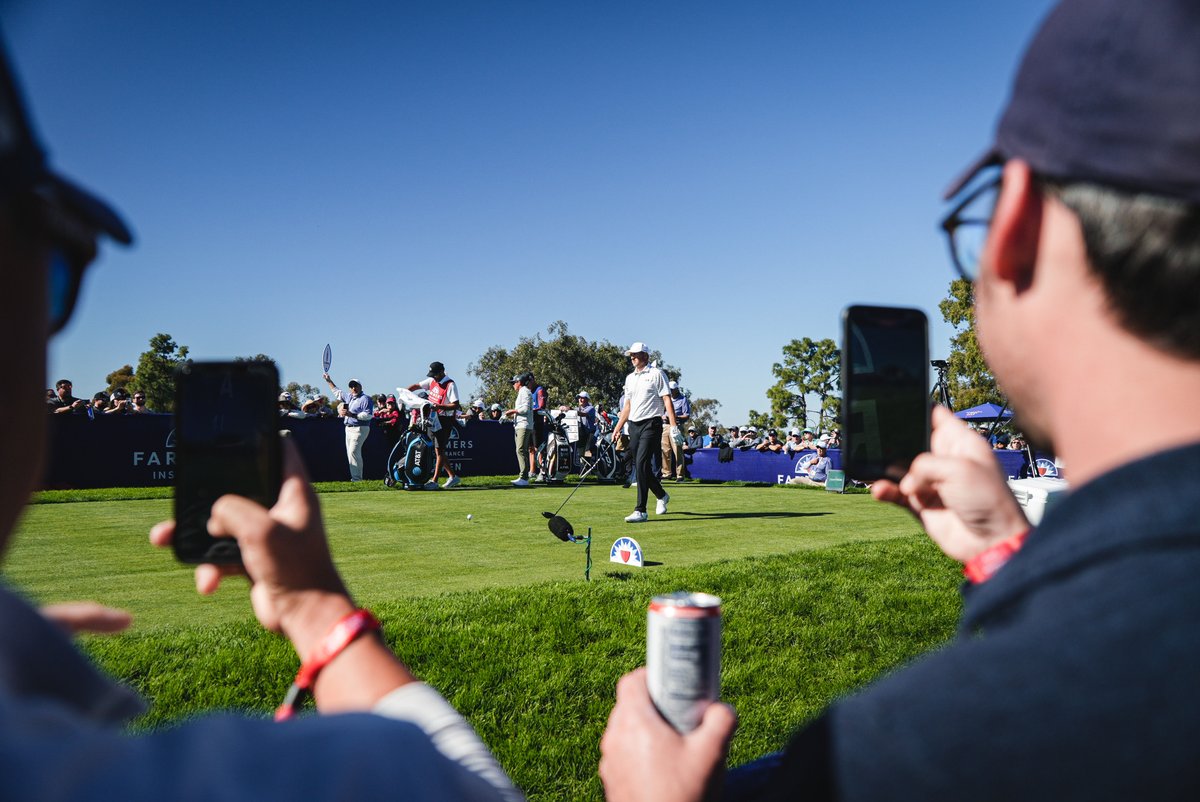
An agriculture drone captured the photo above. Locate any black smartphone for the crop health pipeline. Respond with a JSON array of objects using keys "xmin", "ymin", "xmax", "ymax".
[
  {"xmin": 173, "ymin": 360, "xmax": 282, "ymax": 564},
  {"xmin": 841, "ymin": 305, "xmax": 930, "ymax": 482}
]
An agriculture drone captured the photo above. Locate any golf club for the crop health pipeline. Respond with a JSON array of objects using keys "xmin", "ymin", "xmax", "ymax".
[{"xmin": 541, "ymin": 455, "xmax": 603, "ymax": 540}]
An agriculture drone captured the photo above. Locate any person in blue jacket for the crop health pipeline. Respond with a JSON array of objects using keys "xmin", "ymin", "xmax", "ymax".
[
  {"xmin": 0, "ymin": 37, "xmax": 520, "ymax": 802},
  {"xmin": 601, "ymin": 2, "xmax": 1200, "ymax": 799}
]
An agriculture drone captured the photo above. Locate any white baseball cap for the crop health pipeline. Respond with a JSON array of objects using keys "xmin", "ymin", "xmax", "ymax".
[
  {"xmin": 625, "ymin": 342, "xmax": 650, "ymax": 355},
  {"xmin": 577, "ymin": 390, "xmax": 590, "ymax": 399},
  {"xmin": 667, "ymin": 380, "xmax": 678, "ymax": 390}
]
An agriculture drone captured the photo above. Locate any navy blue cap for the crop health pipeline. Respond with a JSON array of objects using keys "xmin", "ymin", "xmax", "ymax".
[
  {"xmin": 0, "ymin": 36, "xmax": 133, "ymax": 244},
  {"xmin": 946, "ymin": 0, "xmax": 1200, "ymax": 203}
]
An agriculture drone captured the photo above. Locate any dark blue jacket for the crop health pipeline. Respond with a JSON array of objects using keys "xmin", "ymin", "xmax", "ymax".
[{"xmin": 745, "ymin": 442, "xmax": 1200, "ymax": 800}]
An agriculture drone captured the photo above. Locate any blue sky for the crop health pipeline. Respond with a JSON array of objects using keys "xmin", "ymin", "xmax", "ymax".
[{"xmin": 7, "ymin": 0, "xmax": 1054, "ymax": 424}]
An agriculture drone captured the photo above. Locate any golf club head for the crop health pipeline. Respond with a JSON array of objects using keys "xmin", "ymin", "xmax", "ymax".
[{"xmin": 546, "ymin": 514, "xmax": 574, "ymax": 542}]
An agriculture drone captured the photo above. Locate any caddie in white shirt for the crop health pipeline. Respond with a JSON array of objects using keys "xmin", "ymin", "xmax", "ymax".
[{"xmin": 611, "ymin": 342, "xmax": 679, "ymax": 523}]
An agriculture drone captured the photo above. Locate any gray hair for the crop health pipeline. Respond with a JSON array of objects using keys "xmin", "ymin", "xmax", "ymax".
[{"xmin": 1045, "ymin": 180, "xmax": 1200, "ymax": 359}]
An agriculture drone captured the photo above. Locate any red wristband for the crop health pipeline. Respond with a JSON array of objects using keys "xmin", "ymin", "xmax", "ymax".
[
  {"xmin": 963, "ymin": 530, "xmax": 1029, "ymax": 584},
  {"xmin": 275, "ymin": 608, "xmax": 381, "ymax": 721}
]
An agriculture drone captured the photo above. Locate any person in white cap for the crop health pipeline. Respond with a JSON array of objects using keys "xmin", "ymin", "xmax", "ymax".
[
  {"xmin": 661, "ymin": 380, "xmax": 691, "ymax": 481},
  {"xmin": 576, "ymin": 390, "xmax": 597, "ymax": 456},
  {"xmin": 323, "ymin": 373, "xmax": 374, "ymax": 481},
  {"xmin": 611, "ymin": 342, "xmax": 678, "ymax": 522}
]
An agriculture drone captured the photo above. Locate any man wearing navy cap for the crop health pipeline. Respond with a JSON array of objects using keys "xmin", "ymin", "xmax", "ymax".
[
  {"xmin": 602, "ymin": 2, "xmax": 1200, "ymax": 799},
  {"xmin": 0, "ymin": 36, "xmax": 518, "ymax": 802}
]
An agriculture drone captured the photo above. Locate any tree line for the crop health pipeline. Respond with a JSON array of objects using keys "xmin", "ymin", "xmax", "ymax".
[
  {"xmin": 100, "ymin": 286, "xmax": 995, "ymax": 420},
  {"xmin": 746, "ymin": 279, "xmax": 1000, "ymax": 432}
]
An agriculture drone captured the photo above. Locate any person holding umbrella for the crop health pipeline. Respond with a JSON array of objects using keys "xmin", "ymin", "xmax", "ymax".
[{"xmin": 611, "ymin": 342, "xmax": 679, "ymax": 523}]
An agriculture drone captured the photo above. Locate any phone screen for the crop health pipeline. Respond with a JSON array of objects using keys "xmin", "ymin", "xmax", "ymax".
[
  {"xmin": 841, "ymin": 305, "xmax": 930, "ymax": 482},
  {"xmin": 173, "ymin": 361, "xmax": 282, "ymax": 563}
]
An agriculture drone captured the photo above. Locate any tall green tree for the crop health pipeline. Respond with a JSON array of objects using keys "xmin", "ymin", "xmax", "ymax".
[
  {"xmin": 765, "ymin": 337, "xmax": 841, "ymax": 433},
  {"xmin": 285, "ymin": 382, "xmax": 321, "ymax": 402},
  {"xmin": 746, "ymin": 409, "xmax": 778, "ymax": 430},
  {"xmin": 134, "ymin": 333, "xmax": 190, "ymax": 413},
  {"xmin": 468, "ymin": 321, "xmax": 682, "ymax": 412},
  {"xmin": 687, "ymin": 397, "xmax": 722, "ymax": 432},
  {"xmin": 939, "ymin": 278, "xmax": 999, "ymax": 410},
  {"xmin": 105, "ymin": 364, "xmax": 135, "ymax": 394}
]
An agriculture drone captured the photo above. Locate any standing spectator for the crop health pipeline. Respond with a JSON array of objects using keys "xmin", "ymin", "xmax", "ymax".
[
  {"xmin": 660, "ymin": 381, "xmax": 691, "ymax": 481},
  {"xmin": 825, "ymin": 428, "xmax": 842, "ymax": 449},
  {"xmin": 323, "ymin": 373, "xmax": 374, "ymax": 482},
  {"xmin": 465, "ymin": 399, "xmax": 486, "ymax": 422},
  {"xmin": 799, "ymin": 428, "xmax": 817, "ymax": 450},
  {"xmin": 488, "ymin": 403, "xmax": 503, "ymax": 421},
  {"xmin": 130, "ymin": 390, "xmax": 153, "ymax": 414},
  {"xmin": 611, "ymin": 342, "xmax": 677, "ymax": 523},
  {"xmin": 576, "ymin": 391, "xmax": 597, "ymax": 455},
  {"xmin": 408, "ymin": 361, "xmax": 461, "ymax": 489},
  {"xmin": 277, "ymin": 391, "xmax": 304, "ymax": 418},
  {"xmin": 47, "ymin": 379, "xmax": 86, "ymax": 415},
  {"xmin": 105, "ymin": 386, "xmax": 134, "ymax": 413},
  {"xmin": 528, "ymin": 375, "xmax": 547, "ymax": 480},
  {"xmin": 784, "ymin": 429, "xmax": 806, "ymax": 455},
  {"xmin": 375, "ymin": 395, "xmax": 404, "ymax": 458},
  {"xmin": 88, "ymin": 392, "xmax": 108, "ymax": 419},
  {"xmin": 105, "ymin": 387, "xmax": 133, "ymax": 415},
  {"xmin": 730, "ymin": 427, "xmax": 755, "ymax": 449},
  {"xmin": 312, "ymin": 395, "xmax": 336, "ymax": 418},
  {"xmin": 757, "ymin": 430, "xmax": 785, "ymax": 453},
  {"xmin": 505, "ymin": 372, "xmax": 535, "ymax": 486},
  {"xmin": 684, "ymin": 427, "xmax": 704, "ymax": 476}
]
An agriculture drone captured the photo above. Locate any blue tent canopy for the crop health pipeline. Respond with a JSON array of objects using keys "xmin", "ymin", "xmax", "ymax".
[{"xmin": 954, "ymin": 402, "xmax": 1013, "ymax": 422}]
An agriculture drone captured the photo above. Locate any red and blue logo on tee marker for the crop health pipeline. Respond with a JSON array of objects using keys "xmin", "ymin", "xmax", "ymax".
[{"xmin": 610, "ymin": 537, "xmax": 644, "ymax": 567}]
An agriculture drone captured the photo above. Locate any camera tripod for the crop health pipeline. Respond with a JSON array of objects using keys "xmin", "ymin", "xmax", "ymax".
[{"xmin": 930, "ymin": 360, "xmax": 953, "ymax": 410}]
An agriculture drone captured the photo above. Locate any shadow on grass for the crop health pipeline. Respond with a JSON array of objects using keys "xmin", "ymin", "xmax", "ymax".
[
  {"xmin": 658, "ymin": 511, "xmax": 832, "ymax": 522},
  {"xmin": 604, "ymin": 562, "xmax": 663, "ymax": 580}
]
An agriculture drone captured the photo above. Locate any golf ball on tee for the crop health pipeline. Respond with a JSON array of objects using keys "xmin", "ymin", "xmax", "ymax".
[{"xmin": 467, "ymin": 514, "xmax": 473, "ymax": 521}]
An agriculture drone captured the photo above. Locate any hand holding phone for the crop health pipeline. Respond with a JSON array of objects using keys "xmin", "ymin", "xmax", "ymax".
[
  {"xmin": 173, "ymin": 361, "xmax": 282, "ymax": 564},
  {"xmin": 841, "ymin": 305, "xmax": 930, "ymax": 482}
]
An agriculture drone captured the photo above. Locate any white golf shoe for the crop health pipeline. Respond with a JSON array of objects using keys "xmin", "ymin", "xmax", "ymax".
[
  {"xmin": 624, "ymin": 511, "xmax": 648, "ymax": 523},
  {"xmin": 655, "ymin": 493, "xmax": 670, "ymax": 515}
]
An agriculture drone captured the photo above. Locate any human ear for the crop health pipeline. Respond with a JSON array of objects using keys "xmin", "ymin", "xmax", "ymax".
[{"xmin": 984, "ymin": 159, "xmax": 1042, "ymax": 290}]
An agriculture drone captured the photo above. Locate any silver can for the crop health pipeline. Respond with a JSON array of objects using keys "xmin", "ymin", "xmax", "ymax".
[{"xmin": 646, "ymin": 591, "xmax": 722, "ymax": 733}]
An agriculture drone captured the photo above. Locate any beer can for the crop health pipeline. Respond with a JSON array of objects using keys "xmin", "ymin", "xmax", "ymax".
[{"xmin": 646, "ymin": 591, "xmax": 721, "ymax": 733}]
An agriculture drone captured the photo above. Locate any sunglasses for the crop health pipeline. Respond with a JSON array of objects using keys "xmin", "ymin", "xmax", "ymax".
[{"xmin": 21, "ymin": 193, "xmax": 100, "ymax": 335}]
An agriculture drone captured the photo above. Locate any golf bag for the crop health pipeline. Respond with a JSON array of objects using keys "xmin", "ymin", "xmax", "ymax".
[
  {"xmin": 386, "ymin": 390, "xmax": 440, "ymax": 490},
  {"xmin": 544, "ymin": 411, "xmax": 573, "ymax": 483}
]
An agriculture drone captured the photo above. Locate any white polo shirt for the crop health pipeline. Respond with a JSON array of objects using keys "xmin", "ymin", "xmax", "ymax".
[{"xmin": 623, "ymin": 367, "xmax": 670, "ymax": 423}]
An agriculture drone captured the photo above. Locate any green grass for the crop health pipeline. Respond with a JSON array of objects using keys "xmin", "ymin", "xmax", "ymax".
[
  {"xmin": 9, "ymin": 481, "xmax": 921, "ymax": 630},
  {"xmin": 5, "ymin": 481, "xmax": 959, "ymax": 801}
]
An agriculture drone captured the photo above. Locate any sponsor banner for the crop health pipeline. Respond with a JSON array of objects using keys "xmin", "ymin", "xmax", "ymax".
[
  {"xmin": 690, "ymin": 447, "xmax": 1045, "ymax": 483},
  {"xmin": 42, "ymin": 416, "xmax": 521, "ymax": 489},
  {"xmin": 688, "ymin": 448, "xmax": 843, "ymax": 485}
]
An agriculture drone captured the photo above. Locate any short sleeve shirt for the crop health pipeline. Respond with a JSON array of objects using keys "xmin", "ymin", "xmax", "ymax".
[{"xmin": 623, "ymin": 368, "xmax": 670, "ymax": 423}]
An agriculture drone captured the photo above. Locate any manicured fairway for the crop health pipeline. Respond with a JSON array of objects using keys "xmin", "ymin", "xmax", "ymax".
[
  {"xmin": 7, "ymin": 481, "xmax": 921, "ymax": 631},
  {"xmin": 4, "ymin": 481, "xmax": 960, "ymax": 801}
]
